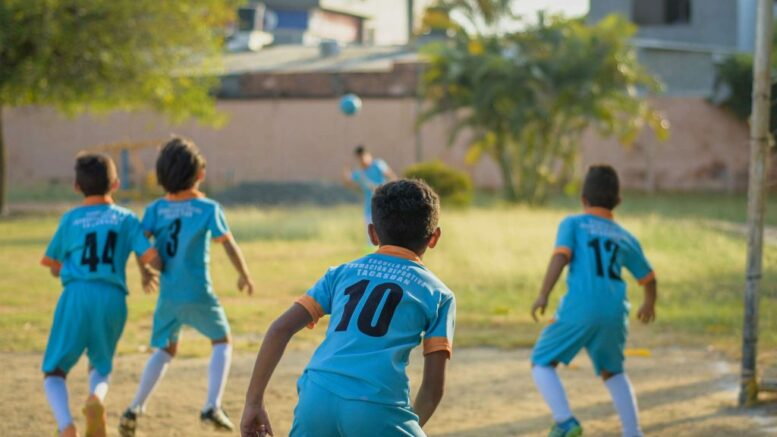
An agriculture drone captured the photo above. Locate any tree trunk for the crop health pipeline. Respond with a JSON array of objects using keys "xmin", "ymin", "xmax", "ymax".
[
  {"xmin": 495, "ymin": 137, "xmax": 518, "ymax": 202},
  {"xmin": 0, "ymin": 106, "xmax": 6, "ymax": 216}
]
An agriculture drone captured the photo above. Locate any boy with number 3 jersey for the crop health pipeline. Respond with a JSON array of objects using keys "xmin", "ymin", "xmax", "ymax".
[
  {"xmin": 41, "ymin": 154, "xmax": 161, "ymax": 437},
  {"xmin": 530, "ymin": 165, "xmax": 658, "ymax": 437},
  {"xmin": 120, "ymin": 138, "xmax": 255, "ymax": 436},
  {"xmin": 241, "ymin": 179, "xmax": 455, "ymax": 437}
]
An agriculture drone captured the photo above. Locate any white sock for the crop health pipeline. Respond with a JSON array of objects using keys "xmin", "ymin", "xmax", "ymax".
[
  {"xmin": 532, "ymin": 365, "xmax": 574, "ymax": 423},
  {"xmin": 44, "ymin": 376, "xmax": 73, "ymax": 431},
  {"xmin": 204, "ymin": 343, "xmax": 232, "ymax": 411},
  {"xmin": 129, "ymin": 349, "xmax": 172, "ymax": 413},
  {"xmin": 89, "ymin": 369, "xmax": 110, "ymax": 401},
  {"xmin": 605, "ymin": 373, "xmax": 642, "ymax": 437}
]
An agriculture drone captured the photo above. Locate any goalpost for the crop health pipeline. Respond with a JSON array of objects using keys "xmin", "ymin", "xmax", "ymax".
[{"xmin": 740, "ymin": 0, "xmax": 774, "ymax": 407}]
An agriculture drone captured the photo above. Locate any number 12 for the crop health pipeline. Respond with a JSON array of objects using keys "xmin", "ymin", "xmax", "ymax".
[{"xmin": 587, "ymin": 238, "xmax": 622, "ymax": 280}]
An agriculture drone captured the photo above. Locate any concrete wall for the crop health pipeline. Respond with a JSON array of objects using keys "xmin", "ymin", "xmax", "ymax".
[{"xmin": 3, "ymin": 97, "xmax": 762, "ymax": 194}]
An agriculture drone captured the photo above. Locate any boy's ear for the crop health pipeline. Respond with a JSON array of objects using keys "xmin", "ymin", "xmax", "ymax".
[
  {"xmin": 368, "ymin": 224, "xmax": 380, "ymax": 246},
  {"xmin": 427, "ymin": 227, "xmax": 442, "ymax": 249},
  {"xmin": 581, "ymin": 195, "xmax": 590, "ymax": 208},
  {"xmin": 110, "ymin": 178, "xmax": 120, "ymax": 192},
  {"xmin": 73, "ymin": 181, "xmax": 81, "ymax": 194},
  {"xmin": 198, "ymin": 169, "xmax": 206, "ymax": 182}
]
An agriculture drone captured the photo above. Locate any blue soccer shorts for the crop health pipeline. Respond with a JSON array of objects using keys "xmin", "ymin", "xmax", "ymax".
[
  {"xmin": 150, "ymin": 299, "xmax": 231, "ymax": 348},
  {"xmin": 290, "ymin": 373, "xmax": 426, "ymax": 437},
  {"xmin": 531, "ymin": 318, "xmax": 628, "ymax": 375},
  {"xmin": 42, "ymin": 283, "xmax": 127, "ymax": 376}
]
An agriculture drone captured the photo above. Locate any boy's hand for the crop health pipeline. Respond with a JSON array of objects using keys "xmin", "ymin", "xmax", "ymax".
[
  {"xmin": 142, "ymin": 271, "xmax": 159, "ymax": 294},
  {"xmin": 531, "ymin": 295, "xmax": 549, "ymax": 322},
  {"xmin": 637, "ymin": 302, "xmax": 656, "ymax": 324},
  {"xmin": 238, "ymin": 274, "xmax": 255, "ymax": 296},
  {"xmin": 240, "ymin": 402, "xmax": 273, "ymax": 437}
]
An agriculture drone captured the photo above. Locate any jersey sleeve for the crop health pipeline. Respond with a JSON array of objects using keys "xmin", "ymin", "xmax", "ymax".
[
  {"xmin": 140, "ymin": 203, "xmax": 156, "ymax": 235},
  {"xmin": 376, "ymin": 159, "xmax": 389, "ymax": 173},
  {"xmin": 623, "ymin": 237, "xmax": 655, "ymax": 285},
  {"xmin": 129, "ymin": 215, "xmax": 157, "ymax": 264},
  {"xmin": 295, "ymin": 268, "xmax": 335, "ymax": 329},
  {"xmin": 423, "ymin": 294, "xmax": 456, "ymax": 358},
  {"xmin": 41, "ymin": 218, "xmax": 67, "ymax": 271},
  {"xmin": 209, "ymin": 203, "xmax": 231, "ymax": 243},
  {"xmin": 553, "ymin": 217, "xmax": 576, "ymax": 259}
]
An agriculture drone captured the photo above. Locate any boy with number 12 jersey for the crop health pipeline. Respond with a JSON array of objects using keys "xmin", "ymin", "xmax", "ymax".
[
  {"xmin": 120, "ymin": 138, "xmax": 255, "ymax": 436},
  {"xmin": 530, "ymin": 165, "xmax": 658, "ymax": 437},
  {"xmin": 241, "ymin": 179, "xmax": 455, "ymax": 437}
]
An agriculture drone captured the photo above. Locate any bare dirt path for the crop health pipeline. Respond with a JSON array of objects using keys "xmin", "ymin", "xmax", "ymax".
[{"xmin": 3, "ymin": 347, "xmax": 775, "ymax": 436}]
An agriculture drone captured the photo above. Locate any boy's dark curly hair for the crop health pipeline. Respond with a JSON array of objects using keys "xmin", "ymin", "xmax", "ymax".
[{"xmin": 371, "ymin": 179, "xmax": 440, "ymax": 252}]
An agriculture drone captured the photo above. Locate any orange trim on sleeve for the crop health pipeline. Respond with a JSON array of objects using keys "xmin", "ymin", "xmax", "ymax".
[
  {"xmin": 212, "ymin": 232, "xmax": 232, "ymax": 243},
  {"xmin": 638, "ymin": 271, "xmax": 656, "ymax": 285},
  {"xmin": 139, "ymin": 248, "xmax": 159, "ymax": 265},
  {"xmin": 40, "ymin": 256, "xmax": 62, "ymax": 270},
  {"xmin": 296, "ymin": 295, "xmax": 326, "ymax": 329},
  {"xmin": 423, "ymin": 337, "xmax": 452, "ymax": 358},
  {"xmin": 553, "ymin": 247, "xmax": 572, "ymax": 259}
]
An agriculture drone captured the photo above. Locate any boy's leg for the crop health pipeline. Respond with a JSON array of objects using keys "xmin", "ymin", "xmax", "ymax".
[
  {"xmin": 532, "ymin": 364, "xmax": 574, "ymax": 424},
  {"xmin": 44, "ymin": 371, "xmax": 74, "ymax": 433},
  {"xmin": 531, "ymin": 320, "xmax": 590, "ymax": 429},
  {"xmin": 602, "ymin": 371, "xmax": 642, "ymax": 437},
  {"xmin": 204, "ymin": 337, "xmax": 232, "ymax": 412},
  {"xmin": 588, "ymin": 321, "xmax": 641, "ymax": 436},
  {"xmin": 128, "ymin": 344, "xmax": 176, "ymax": 413}
]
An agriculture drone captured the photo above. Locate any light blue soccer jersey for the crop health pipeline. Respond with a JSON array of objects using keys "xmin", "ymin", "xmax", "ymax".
[
  {"xmin": 296, "ymin": 245, "xmax": 456, "ymax": 406},
  {"xmin": 41, "ymin": 196, "xmax": 156, "ymax": 293},
  {"xmin": 141, "ymin": 190, "xmax": 230, "ymax": 304},
  {"xmin": 553, "ymin": 208, "xmax": 654, "ymax": 323},
  {"xmin": 351, "ymin": 159, "xmax": 389, "ymax": 219}
]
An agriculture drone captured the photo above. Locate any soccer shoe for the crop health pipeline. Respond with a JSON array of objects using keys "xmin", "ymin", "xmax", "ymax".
[
  {"xmin": 118, "ymin": 409, "xmax": 138, "ymax": 437},
  {"xmin": 200, "ymin": 407, "xmax": 235, "ymax": 431},
  {"xmin": 58, "ymin": 424, "xmax": 79, "ymax": 437},
  {"xmin": 548, "ymin": 417, "xmax": 583, "ymax": 437},
  {"xmin": 82, "ymin": 395, "xmax": 106, "ymax": 437}
]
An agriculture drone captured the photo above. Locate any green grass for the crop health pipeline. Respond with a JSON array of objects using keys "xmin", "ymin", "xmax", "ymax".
[{"xmin": 1, "ymin": 194, "xmax": 775, "ymax": 359}]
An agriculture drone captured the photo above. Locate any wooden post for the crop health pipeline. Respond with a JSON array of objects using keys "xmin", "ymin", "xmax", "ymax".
[{"xmin": 739, "ymin": 0, "xmax": 773, "ymax": 407}]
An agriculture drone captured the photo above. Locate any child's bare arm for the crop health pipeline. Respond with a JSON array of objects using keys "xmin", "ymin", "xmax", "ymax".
[
  {"xmin": 532, "ymin": 253, "xmax": 569, "ymax": 321},
  {"xmin": 241, "ymin": 304, "xmax": 312, "ymax": 437},
  {"xmin": 221, "ymin": 235, "xmax": 255, "ymax": 296},
  {"xmin": 637, "ymin": 278, "xmax": 658, "ymax": 324},
  {"xmin": 413, "ymin": 351, "xmax": 448, "ymax": 427}
]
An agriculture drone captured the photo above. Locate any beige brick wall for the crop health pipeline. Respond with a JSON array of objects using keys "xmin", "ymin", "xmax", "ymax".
[{"xmin": 3, "ymin": 96, "xmax": 767, "ymax": 193}]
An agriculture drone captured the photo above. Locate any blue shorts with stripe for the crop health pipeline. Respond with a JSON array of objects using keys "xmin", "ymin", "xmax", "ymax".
[{"xmin": 150, "ymin": 299, "xmax": 230, "ymax": 348}]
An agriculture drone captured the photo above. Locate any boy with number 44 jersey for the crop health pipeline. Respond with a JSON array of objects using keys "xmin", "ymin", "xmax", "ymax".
[
  {"xmin": 120, "ymin": 138, "xmax": 255, "ymax": 436},
  {"xmin": 41, "ymin": 154, "xmax": 161, "ymax": 437},
  {"xmin": 530, "ymin": 165, "xmax": 658, "ymax": 437},
  {"xmin": 241, "ymin": 179, "xmax": 455, "ymax": 437}
]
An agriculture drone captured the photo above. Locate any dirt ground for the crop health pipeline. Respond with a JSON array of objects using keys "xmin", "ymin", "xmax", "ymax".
[{"xmin": 3, "ymin": 347, "xmax": 775, "ymax": 437}]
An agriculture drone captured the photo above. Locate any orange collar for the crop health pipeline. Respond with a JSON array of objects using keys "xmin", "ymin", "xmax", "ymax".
[
  {"xmin": 82, "ymin": 195, "xmax": 114, "ymax": 206},
  {"xmin": 166, "ymin": 189, "xmax": 205, "ymax": 201},
  {"xmin": 376, "ymin": 245, "xmax": 423, "ymax": 264},
  {"xmin": 585, "ymin": 207, "xmax": 614, "ymax": 220}
]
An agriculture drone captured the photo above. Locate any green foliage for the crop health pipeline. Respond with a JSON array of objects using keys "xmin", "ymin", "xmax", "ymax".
[
  {"xmin": 0, "ymin": 0, "xmax": 238, "ymax": 120},
  {"xmin": 419, "ymin": 6, "xmax": 669, "ymax": 204},
  {"xmin": 404, "ymin": 160, "xmax": 474, "ymax": 206},
  {"xmin": 713, "ymin": 52, "xmax": 777, "ymax": 135}
]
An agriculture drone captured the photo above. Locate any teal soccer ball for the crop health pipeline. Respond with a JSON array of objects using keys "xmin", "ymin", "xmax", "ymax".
[{"xmin": 339, "ymin": 93, "xmax": 362, "ymax": 116}]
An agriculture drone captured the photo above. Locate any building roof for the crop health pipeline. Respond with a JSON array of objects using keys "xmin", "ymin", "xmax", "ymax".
[{"xmin": 222, "ymin": 45, "xmax": 419, "ymax": 75}]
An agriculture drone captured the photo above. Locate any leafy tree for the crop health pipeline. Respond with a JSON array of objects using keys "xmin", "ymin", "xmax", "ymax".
[
  {"xmin": 419, "ymin": 2, "xmax": 669, "ymax": 203},
  {"xmin": 0, "ymin": 0, "xmax": 239, "ymax": 213}
]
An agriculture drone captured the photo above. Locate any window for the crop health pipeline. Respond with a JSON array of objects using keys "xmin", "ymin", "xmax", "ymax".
[{"xmin": 633, "ymin": 0, "xmax": 691, "ymax": 25}]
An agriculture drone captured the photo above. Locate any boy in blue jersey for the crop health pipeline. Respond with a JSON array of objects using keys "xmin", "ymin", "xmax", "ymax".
[
  {"xmin": 119, "ymin": 138, "xmax": 255, "ymax": 436},
  {"xmin": 241, "ymin": 179, "xmax": 455, "ymax": 437},
  {"xmin": 343, "ymin": 145, "xmax": 396, "ymax": 235},
  {"xmin": 530, "ymin": 165, "xmax": 658, "ymax": 437},
  {"xmin": 41, "ymin": 154, "xmax": 161, "ymax": 437}
]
